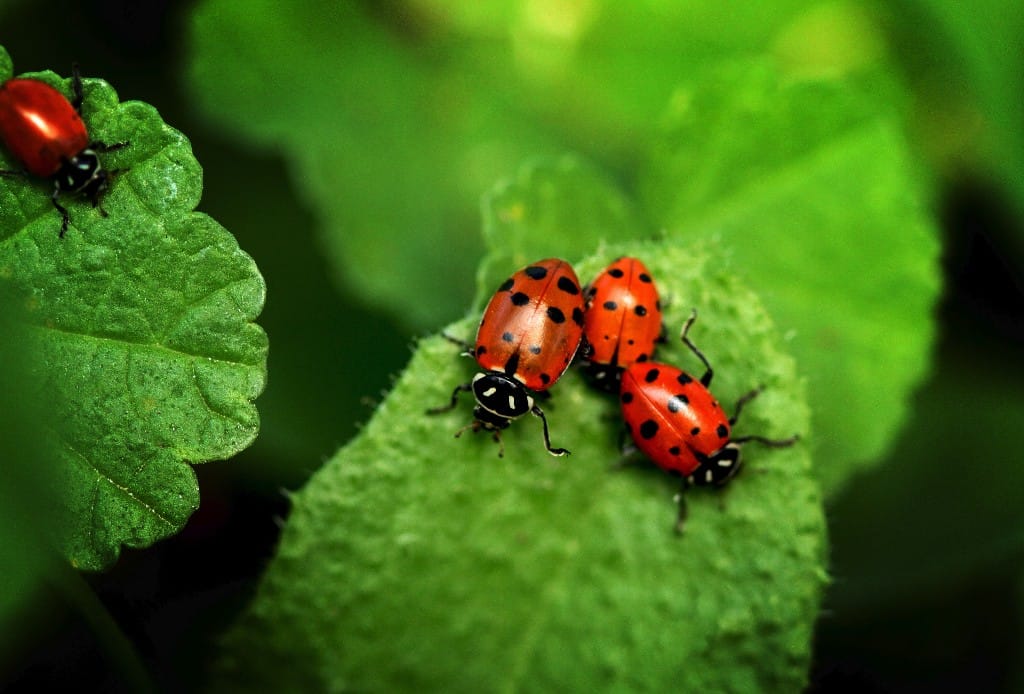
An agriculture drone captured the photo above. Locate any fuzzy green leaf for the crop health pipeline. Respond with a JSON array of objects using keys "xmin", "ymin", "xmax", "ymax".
[
  {"xmin": 0, "ymin": 49, "xmax": 267, "ymax": 571},
  {"xmin": 641, "ymin": 61, "xmax": 941, "ymax": 493},
  {"xmin": 216, "ymin": 242, "xmax": 824, "ymax": 692}
]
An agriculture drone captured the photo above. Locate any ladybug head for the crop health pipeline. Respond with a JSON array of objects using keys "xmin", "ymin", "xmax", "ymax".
[
  {"xmin": 471, "ymin": 372, "xmax": 534, "ymax": 428},
  {"xmin": 689, "ymin": 443, "xmax": 743, "ymax": 487},
  {"xmin": 56, "ymin": 149, "xmax": 108, "ymax": 200}
]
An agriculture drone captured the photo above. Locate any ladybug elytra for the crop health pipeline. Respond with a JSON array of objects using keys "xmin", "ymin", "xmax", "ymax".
[
  {"xmin": 429, "ymin": 258, "xmax": 585, "ymax": 456},
  {"xmin": 620, "ymin": 309, "xmax": 798, "ymax": 531},
  {"xmin": 581, "ymin": 256, "xmax": 663, "ymax": 391}
]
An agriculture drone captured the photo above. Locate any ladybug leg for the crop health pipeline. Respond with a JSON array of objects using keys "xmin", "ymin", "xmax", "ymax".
[
  {"xmin": 729, "ymin": 385, "xmax": 764, "ymax": 425},
  {"xmin": 439, "ymin": 332, "xmax": 473, "ymax": 356},
  {"xmin": 50, "ymin": 185, "xmax": 71, "ymax": 238},
  {"xmin": 71, "ymin": 63, "xmax": 84, "ymax": 112},
  {"xmin": 729, "ymin": 385, "xmax": 800, "ymax": 448},
  {"xmin": 679, "ymin": 309, "xmax": 714, "ymax": 387},
  {"xmin": 426, "ymin": 382, "xmax": 472, "ymax": 415},
  {"xmin": 731, "ymin": 433, "xmax": 801, "ymax": 448},
  {"xmin": 90, "ymin": 140, "xmax": 130, "ymax": 154},
  {"xmin": 672, "ymin": 480, "xmax": 690, "ymax": 535},
  {"xmin": 530, "ymin": 404, "xmax": 570, "ymax": 456}
]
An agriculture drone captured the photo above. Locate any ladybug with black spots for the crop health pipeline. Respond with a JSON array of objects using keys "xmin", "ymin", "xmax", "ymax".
[
  {"xmin": 620, "ymin": 309, "xmax": 799, "ymax": 531},
  {"xmin": 580, "ymin": 256, "xmax": 663, "ymax": 391},
  {"xmin": 429, "ymin": 258, "xmax": 585, "ymax": 456},
  {"xmin": 0, "ymin": 64, "xmax": 128, "ymax": 237}
]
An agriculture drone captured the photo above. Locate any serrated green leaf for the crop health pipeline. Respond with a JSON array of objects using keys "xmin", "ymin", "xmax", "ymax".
[
  {"xmin": 216, "ymin": 242, "xmax": 825, "ymax": 692},
  {"xmin": 641, "ymin": 61, "xmax": 941, "ymax": 493},
  {"xmin": 475, "ymin": 155, "xmax": 649, "ymax": 308},
  {"xmin": 0, "ymin": 47, "xmax": 268, "ymax": 571}
]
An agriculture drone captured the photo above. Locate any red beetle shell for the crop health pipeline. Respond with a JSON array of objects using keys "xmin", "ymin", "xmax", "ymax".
[
  {"xmin": 475, "ymin": 258, "xmax": 585, "ymax": 392},
  {"xmin": 620, "ymin": 361, "xmax": 730, "ymax": 476},
  {"xmin": 0, "ymin": 78, "xmax": 89, "ymax": 177},
  {"xmin": 583, "ymin": 256, "xmax": 662, "ymax": 371}
]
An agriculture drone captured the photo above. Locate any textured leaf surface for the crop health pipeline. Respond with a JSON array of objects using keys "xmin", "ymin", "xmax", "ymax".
[
  {"xmin": 216, "ymin": 242, "xmax": 825, "ymax": 692},
  {"xmin": 0, "ymin": 49, "xmax": 267, "ymax": 570},
  {"xmin": 641, "ymin": 61, "xmax": 941, "ymax": 493}
]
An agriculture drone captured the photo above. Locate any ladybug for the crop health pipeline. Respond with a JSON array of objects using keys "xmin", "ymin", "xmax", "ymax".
[
  {"xmin": 428, "ymin": 258, "xmax": 586, "ymax": 456},
  {"xmin": 0, "ymin": 64, "xmax": 127, "ymax": 237},
  {"xmin": 619, "ymin": 309, "xmax": 799, "ymax": 531},
  {"xmin": 581, "ymin": 256, "xmax": 663, "ymax": 391}
]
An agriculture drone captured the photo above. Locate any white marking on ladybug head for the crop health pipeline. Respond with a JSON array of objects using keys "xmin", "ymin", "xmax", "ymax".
[
  {"xmin": 705, "ymin": 469, "xmax": 714, "ymax": 484},
  {"xmin": 508, "ymin": 395, "xmax": 516, "ymax": 410},
  {"xmin": 483, "ymin": 387, "xmax": 497, "ymax": 397}
]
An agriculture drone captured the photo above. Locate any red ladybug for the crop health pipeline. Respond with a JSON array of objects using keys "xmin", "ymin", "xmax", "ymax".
[
  {"xmin": 620, "ymin": 309, "xmax": 798, "ymax": 530},
  {"xmin": 0, "ymin": 65, "xmax": 127, "ymax": 237},
  {"xmin": 581, "ymin": 256, "xmax": 663, "ymax": 391},
  {"xmin": 429, "ymin": 258, "xmax": 585, "ymax": 456}
]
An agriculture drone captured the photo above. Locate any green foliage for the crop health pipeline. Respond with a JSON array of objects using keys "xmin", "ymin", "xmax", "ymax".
[
  {"xmin": 217, "ymin": 242, "xmax": 824, "ymax": 692},
  {"xmin": 0, "ymin": 48, "xmax": 267, "ymax": 570},
  {"xmin": 642, "ymin": 61, "xmax": 940, "ymax": 492},
  {"xmin": 476, "ymin": 155, "xmax": 649, "ymax": 308},
  {"xmin": 187, "ymin": 0, "xmax": 563, "ymax": 329}
]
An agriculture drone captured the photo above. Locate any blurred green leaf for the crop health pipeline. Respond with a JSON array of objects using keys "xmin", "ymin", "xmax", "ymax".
[
  {"xmin": 641, "ymin": 61, "xmax": 941, "ymax": 493},
  {"xmin": 0, "ymin": 48, "xmax": 268, "ymax": 570},
  {"xmin": 0, "ymin": 288, "xmax": 56, "ymax": 649},
  {"xmin": 216, "ymin": 240, "xmax": 824, "ymax": 691},
  {"xmin": 826, "ymin": 344, "xmax": 1024, "ymax": 610},
  {"xmin": 187, "ymin": 0, "xmax": 562, "ymax": 329},
  {"xmin": 899, "ymin": 0, "xmax": 1024, "ymax": 220},
  {"xmin": 475, "ymin": 155, "xmax": 649, "ymax": 309}
]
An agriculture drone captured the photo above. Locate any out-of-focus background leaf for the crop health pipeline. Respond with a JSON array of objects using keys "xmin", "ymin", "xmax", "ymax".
[{"xmin": 0, "ymin": 0, "xmax": 1021, "ymax": 691}]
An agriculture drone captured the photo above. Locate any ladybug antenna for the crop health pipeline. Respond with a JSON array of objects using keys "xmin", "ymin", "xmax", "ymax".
[{"xmin": 531, "ymin": 405, "xmax": 570, "ymax": 456}]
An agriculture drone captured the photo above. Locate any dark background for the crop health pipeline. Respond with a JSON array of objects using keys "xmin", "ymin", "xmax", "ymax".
[{"xmin": 1, "ymin": 1, "xmax": 1023, "ymax": 692}]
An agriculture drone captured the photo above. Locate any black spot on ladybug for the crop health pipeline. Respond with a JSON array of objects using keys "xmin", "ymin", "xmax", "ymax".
[
  {"xmin": 511, "ymin": 292, "xmax": 530, "ymax": 306},
  {"xmin": 608, "ymin": 268, "xmax": 625, "ymax": 278},
  {"xmin": 644, "ymin": 368, "xmax": 660, "ymax": 383},
  {"xmin": 621, "ymin": 391, "xmax": 634, "ymax": 404},
  {"xmin": 669, "ymin": 446, "xmax": 681, "ymax": 456},
  {"xmin": 502, "ymin": 331, "xmax": 514, "ymax": 343},
  {"xmin": 572, "ymin": 307, "xmax": 584, "ymax": 327},
  {"xmin": 539, "ymin": 372, "xmax": 551, "ymax": 385},
  {"xmin": 639, "ymin": 272, "xmax": 652, "ymax": 283},
  {"xmin": 691, "ymin": 426, "xmax": 701, "ymax": 436},
  {"xmin": 557, "ymin": 276, "xmax": 579, "ymax": 294},
  {"xmin": 498, "ymin": 277, "xmax": 514, "ymax": 292},
  {"xmin": 525, "ymin": 265, "xmax": 548, "ymax": 280},
  {"xmin": 634, "ymin": 305, "xmax": 648, "ymax": 317},
  {"xmin": 476, "ymin": 346, "xmax": 487, "ymax": 357},
  {"xmin": 677, "ymin": 373, "xmax": 693, "ymax": 385},
  {"xmin": 528, "ymin": 344, "xmax": 542, "ymax": 355},
  {"xmin": 639, "ymin": 420, "xmax": 659, "ymax": 439},
  {"xmin": 547, "ymin": 306, "xmax": 566, "ymax": 323},
  {"xmin": 667, "ymin": 395, "xmax": 688, "ymax": 413},
  {"xmin": 627, "ymin": 339, "xmax": 635, "ymax": 345},
  {"xmin": 636, "ymin": 353, "xmax": 648, "ymax": 362},
  {"xmin": 716, "ymin": 424, "xmax": 728, "ymax": 438},
  {"xmin": 603, "ymin": 300, "xmax": 617, "ymax": 311}
]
